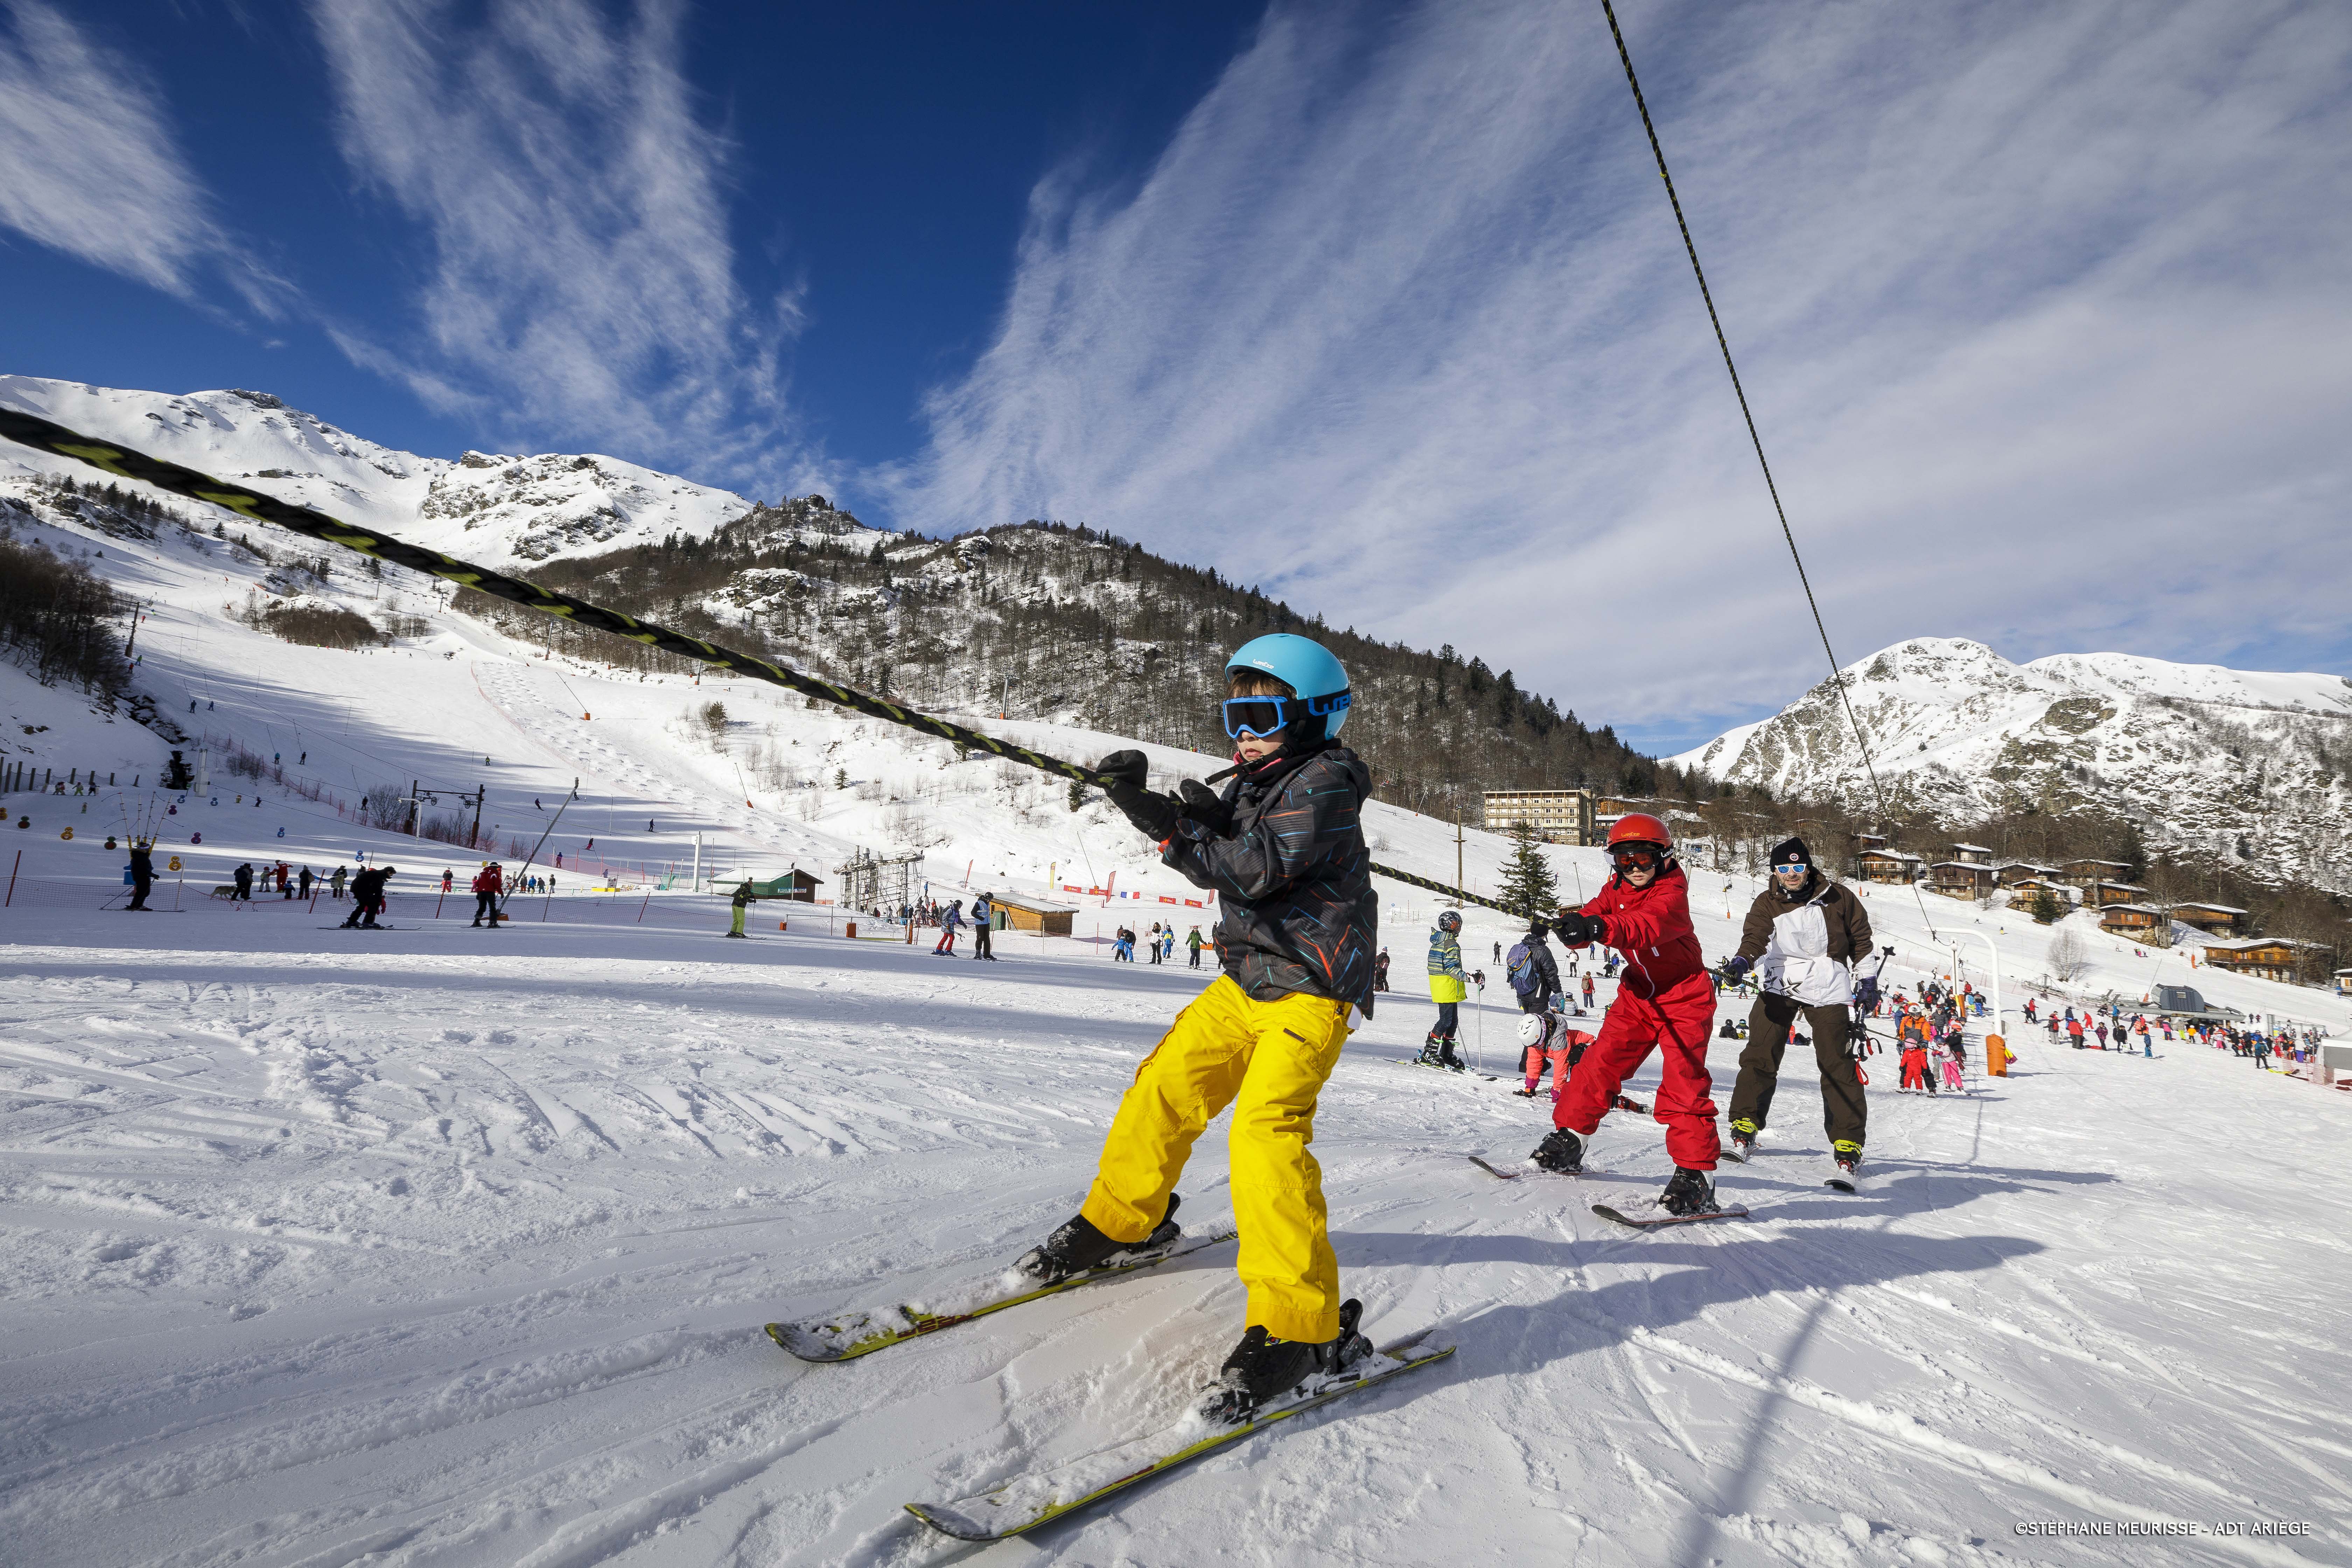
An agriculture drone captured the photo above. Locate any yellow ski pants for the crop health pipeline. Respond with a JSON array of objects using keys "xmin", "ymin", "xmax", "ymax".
[{"xmin": 1080, "ymin": 974, "xmax": 1353, "ymax": 1343}]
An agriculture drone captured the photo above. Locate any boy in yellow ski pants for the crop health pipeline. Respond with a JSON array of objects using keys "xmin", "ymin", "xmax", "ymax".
[
  {"xmin": 1081, "ymin": 977, "xmax": 1351, "ymax": 1342},
  {"xmin": 1013, "ymin": 633, "xmax": 1378, "ymax": 1420}
]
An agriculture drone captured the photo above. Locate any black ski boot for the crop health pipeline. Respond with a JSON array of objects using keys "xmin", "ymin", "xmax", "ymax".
[
  {"xmin": 1660, "ymin": 1166, "xmax": 1718, "ymax": 1216},
  {"xmin": 1530, "ymin": 1127, "xmax": 1585, "ymax": 1173},
  {"xmin": 1832, "ymin": 1140, "xmax": 1863, "ymax": 1181},
  {"xmin": 1417, "ymin": 1031, "xmax": 1446, "ymax": 1067},
  {"xmin": 1199, "ymin": 1298, "xmax": 1365, "ymax": 1424},
  {"xmin": 1437, "ymin": 1041, "xmax": 1466, "ymax": 1073},
  {"xmin": 1014, "ymin": 1194, "xmax": 1181, "ymax": 1285}
]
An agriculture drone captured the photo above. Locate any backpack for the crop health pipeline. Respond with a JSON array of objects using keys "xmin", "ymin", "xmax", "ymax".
[{"xmin": 1506, "ymin": 941, "xmax": 1540, "ymax": 997}]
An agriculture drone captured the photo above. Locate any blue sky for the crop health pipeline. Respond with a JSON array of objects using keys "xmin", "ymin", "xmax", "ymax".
[{"xmin": 3, "ymin": 0, "xmax": 2348, "ymax": 755}]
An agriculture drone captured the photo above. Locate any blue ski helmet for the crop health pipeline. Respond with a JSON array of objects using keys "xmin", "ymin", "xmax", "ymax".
[{"xmin": 1226, "ymin": 633, "xmax": 1352, "ymax": 738}]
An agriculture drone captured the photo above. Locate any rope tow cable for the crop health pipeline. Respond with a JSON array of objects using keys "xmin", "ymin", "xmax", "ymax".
[
  {"xmin": 1600, "ymin": 1, "xmax": 1943, "ymax": 941},
  {"xmin": 0, "ymin": 406, "xmax": 1524, "ymax": 916}
]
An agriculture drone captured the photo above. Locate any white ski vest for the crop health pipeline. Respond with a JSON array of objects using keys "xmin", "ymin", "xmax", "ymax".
[{"xmin": 1758, "ymin": 890, "xmax": 1854, "ymax": 1007}]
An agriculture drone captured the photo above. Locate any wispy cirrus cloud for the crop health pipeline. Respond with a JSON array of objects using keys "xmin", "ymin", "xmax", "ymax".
[
  {"xmin": 310, "ymin": 0, "xmax": 809, "ymax": 488},
  {"xmin": 0, "ymin": 1, "xmax": 240, "ymax": 300},
  {"xmin": 888, "ymin": 0, "xmax": 2352, "ymax": 750}
]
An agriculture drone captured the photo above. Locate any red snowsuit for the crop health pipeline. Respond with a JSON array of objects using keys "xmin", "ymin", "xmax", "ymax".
[{"xmin": 1552, "ymin": 863, "xmax": 1720, "ymax": 1169}]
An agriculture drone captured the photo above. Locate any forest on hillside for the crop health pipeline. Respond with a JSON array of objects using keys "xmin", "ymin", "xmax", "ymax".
[
  {"xmin": 456, "ymin": 505, "xmax": 1706, "ymax": 821},
  {"xmin": 447, "ymin": 497, "xmax": 2344, "ymax": 973}
]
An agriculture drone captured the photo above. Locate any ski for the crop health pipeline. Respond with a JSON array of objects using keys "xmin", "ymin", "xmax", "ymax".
[
  {"xmin": 1467, "ymin": 1154, "xmax": 1536, "ymax": 1181},
  {"xmin": 766, "ymin": 1230, "xmax": 1236, "ymax": 1363},
  {"xmin": 1590, "ymin": 1203, "xmax": 1751, "ymax": 1230},
  {"xmin": 1399, "ymin": 1059, "xmax": 1497, "ymax": 1081},
  {"xmin": 905, "ymin": 1330, "xmax": 1455, "ymax": 1540}
]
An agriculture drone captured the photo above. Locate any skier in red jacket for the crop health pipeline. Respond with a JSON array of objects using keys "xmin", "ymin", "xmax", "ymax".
[
  {"xmin": 1527, "ymin": 814, "xmax": 1722, "ymax": 1214},
  {"xmin": 471, "ymin": 862, "xmax": 504, "ymax": 929}
]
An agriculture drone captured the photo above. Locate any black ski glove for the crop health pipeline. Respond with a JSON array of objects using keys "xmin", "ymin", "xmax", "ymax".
[
  {"xmin": 1176, "ymin": 778, "xmax": 1234, "ymax": 837},
  {"xmin": 1095, "ymin": 750, "xmax": 1179, "ymax": 842},
  {"xmin": 1720, "ymin": 954, "xmax": 1754, "ymax": 983},
  {"xmin": 1553, "ymin": 912, "xmax": 1607, "ymax": 947}
]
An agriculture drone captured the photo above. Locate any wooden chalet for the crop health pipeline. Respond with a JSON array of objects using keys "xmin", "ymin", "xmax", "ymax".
[
  {"xmin": 2098, "ymin": 903, "xmax": 2168, "ymax": 937},
  {"xmin": 1928, "ymin": 860, "xmax": 1997, "ymax": 898},
  {"xmin": 993, "ymin": 892, "xmax": 1078, "ymax": 937},
  {"xmin": 1855, "ymin": 849, "xmax": 1923, "ymax": 884},
  {"xmin": 2086, "ymin": 880, "xmax": 2151, "ymax": 909},
  {"xmin": 1994, "ymin": 861, "xmax": 2064, "ymax": 887},
  {"xmin": 2060, "ymin": 858, "xmax": 2132, "ymax": 889},
  {"xmin": 1948, "ymin": 842, "xmax": 1993, "ymax": 865},
  {"xmin": 2201, "ymin": 937, "xmax": 2327, "ymax": 985},
  {"xmin": 1852, "ymin": 832, "xmax": 1888, "ymax": 853},
  {"xmin": 2004, "ymin": 876, "xmax": 2074, "ymax": 912},
  {"xmin": 2169, "ymin": 902, "xmax": 2248, "ymax": 937}
]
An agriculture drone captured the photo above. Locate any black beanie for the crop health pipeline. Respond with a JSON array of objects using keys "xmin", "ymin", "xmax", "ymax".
[{"xmin": 1769, "ymin": 836, "xmax": 1812, "ymax": 869}]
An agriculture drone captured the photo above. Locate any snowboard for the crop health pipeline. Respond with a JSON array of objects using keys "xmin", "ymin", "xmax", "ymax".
[
  {"xmin": 905, "ymin": 1330, "xmax": 1455, "ymax": 1540},
  {"xmin": 1591, "ymin": 1203, "xmax": 1751, "ymax": 1230},
  {"xmin": 767, "ymin": 1230, "xmax": 1235, "ymax": 1363}
]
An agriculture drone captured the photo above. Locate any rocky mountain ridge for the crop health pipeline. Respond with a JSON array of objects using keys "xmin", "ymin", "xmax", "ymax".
[
  {"xmin": 1673, "ymin": 637, "xmax": 2352, "ymax": 892},
  {"xmin": 0, "ymin": 376, "xmax": 751, "ymax": 567}
]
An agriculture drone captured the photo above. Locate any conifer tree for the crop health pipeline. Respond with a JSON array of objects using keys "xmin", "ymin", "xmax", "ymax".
[{"xmin": 1497, "ymin": 818, "xmax": 1559, "ymax": 924}]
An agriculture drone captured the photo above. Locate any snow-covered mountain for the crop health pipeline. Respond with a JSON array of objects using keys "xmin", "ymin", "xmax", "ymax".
[
  {"xmin": 1673, "ymin": 637, "xmax": 2352, "ymax": 889},
  {"xmin": 0, "ymin": 376, "xmax": 753, "ymax": 566}
]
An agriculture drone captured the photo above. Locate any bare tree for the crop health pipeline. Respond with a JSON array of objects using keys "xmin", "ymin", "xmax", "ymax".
[{"xmin": 2047, "ymin": 926, "xmax": 2090, "ymax": 983}]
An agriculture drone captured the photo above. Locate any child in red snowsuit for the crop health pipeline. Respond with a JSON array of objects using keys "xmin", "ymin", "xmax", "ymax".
[{"xmin": 1529, "ymin": 815, "xmax": 1721, "ymax": 1214}]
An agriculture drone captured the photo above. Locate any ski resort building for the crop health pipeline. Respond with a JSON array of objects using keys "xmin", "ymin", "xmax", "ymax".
[
  {"xmin": 2060, "ymin": 858, "xmax": 2133, "ymax": 888},
  {"xmin": 1480, "ymin": 789, "xmax": 1595, "ymax": 846},
  {"xmin": 1855, "ymin": 849, "xmax": 1924, "ymax": 884},
  {"xmin": 2098, "ymin": 903, "xmax": 2168, "ymax": 938},
  {"xmin": 992, "ymin": 893, "xmax": 1077, "ymax": 937},
  {"xmin": 1949, "ymin": 842, "xmax": 1994, "ymax": 864},
  {"xmin": 2200, "ymin": 938, "xmax": 2329, "ymax": 985},
  {"xmin": 2086, "ymin": 880, "xmax": 2152, "ymax": 909},
  {"xmin": 1929, "ymin": 860, "xmax": 1997, "ymax": 899},
  {"xmin": 1993, "ymin": 861, "xmax": 2065, "ymax": 887},
  {"xmin": 2169, "ymin": 902, "xmax": 2249, "ymax": 937},
  {"xmin": 2004, "ymin": 876, "xmax": 2075, "ymax": 911}
]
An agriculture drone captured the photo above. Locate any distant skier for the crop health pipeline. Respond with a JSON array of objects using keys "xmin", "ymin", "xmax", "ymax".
[
  {"xmin": 1148, "ymin": 920, "xmax": 1166, "ymax": 965},
  {"xmin": 1528, "ymin": 814, "xmax": 1721, "ymax": 1216},
  {"xmin": 1188, "ymin": 925, "xmax": 1206, "ymax": 970},
  {"xmin": 1424, "ymin": 910, "xmax": 1468, "ymax": 1070},
  {"xmin": 1716, "ymin": 838, "xmax": 1874, "ymax": 1180},
  {"xmin": 1505, "ymin": 922, "xmax": 1561, "ymax": 1015},
  {"xmin": 1580, "ymin": 971, "xmax": 1596, "ymax": 1013},
  {"xmin": 298, "ymin": 865, "xmax": 313, "ymax": 899},
  {"xmin": 341, "ymin": 866, "xmax": 394, "ymax": 928},
  {"xmin": 1371, "ymin": 946, "xmax": 1388, "ymax": 990},
  {"xmin": 727, "ymin": 878, "xmax": 753, "ymax": 938},
  {"xmin": 125, "ymin": 840, "xmax": 153, "ymax": 911},
  {"xmin": 471, "ymin": 862, "xmax": 503, "ymax": 928},
  {"xmin": 232, "ymin": 862, "xmax": 254, "ymax": 901},
  {"xmin": 934, "ymin": 898, "xmax": 964, "ymax": 954},
  {"xmin": 330, "ymin": 865, "xmax": 347, "ymax": 899},
  {"xmin": 1009, "ymin": 632, "xmax": 1378, "ymax": 1422},
  {"xmin": 972, "ymin": 892, "xmax": 996, "ymax": 960}
]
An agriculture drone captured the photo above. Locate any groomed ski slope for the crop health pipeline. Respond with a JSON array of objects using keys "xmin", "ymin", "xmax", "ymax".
[
  {"xmin": 5, "ymin": 495, "xmax": 2351, "ymax": 1565},
  {"xmin": 5, "ymin": 748, "xmax": 2349, "ymax": 1564}
]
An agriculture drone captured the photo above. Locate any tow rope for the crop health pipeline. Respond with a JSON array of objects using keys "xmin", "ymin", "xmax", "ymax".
[{"xmin": 0, "ymin": 407, "xmax": 1522, "ymax": 915}]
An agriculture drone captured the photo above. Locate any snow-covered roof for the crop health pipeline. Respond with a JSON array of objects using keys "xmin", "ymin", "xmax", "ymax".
[
  {"xmin": 1951, "ymin": 842, "xmax": 1991, "ymax": 853},
  {"xmin": 2099, "ymin": 903, "xmax": 2165, "ymax": 915},
  {"xmin": 2171, "ymin": 902, "xmax": 2248, "ymax": 915},
  {"xmin": 1930, "ymin": 861, "xmax": 1994, "ymax": 872}
]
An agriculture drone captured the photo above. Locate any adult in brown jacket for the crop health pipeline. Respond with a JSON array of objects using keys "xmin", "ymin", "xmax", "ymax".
[{"xmin": 1717, "ymin": 837, "xmax": 1875, "ymax": 1172}]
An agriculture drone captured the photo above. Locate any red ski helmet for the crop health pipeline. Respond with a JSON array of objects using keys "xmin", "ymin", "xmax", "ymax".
[{"xmin": 1606, "ymin": 812, "xmax": 1673, "ymax": 854}]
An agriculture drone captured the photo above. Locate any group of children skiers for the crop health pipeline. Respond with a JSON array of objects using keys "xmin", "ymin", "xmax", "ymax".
[{"xmin": 1004, "ymin": 633, "xmax": 1920, "ymax": 1426}]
